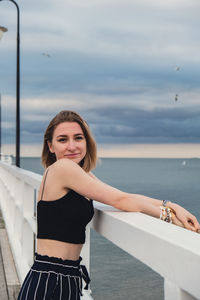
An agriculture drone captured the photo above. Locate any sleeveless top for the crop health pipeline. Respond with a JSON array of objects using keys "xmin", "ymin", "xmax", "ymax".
[{"xmin": 37, "ymin": 169, "xmax": 94, "ymax": 244}]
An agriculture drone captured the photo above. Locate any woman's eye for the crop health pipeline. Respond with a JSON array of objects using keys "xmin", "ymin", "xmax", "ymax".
[{"xmin": 57, "ymin": 136, "xmax": 84, "ymax": 142}]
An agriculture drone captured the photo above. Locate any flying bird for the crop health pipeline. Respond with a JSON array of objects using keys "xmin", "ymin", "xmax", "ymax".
[
  {"xmin": 41, "ymin": 53, "xmax": 51, "ymax": 58},
  {"xmin": 175, "ymin": 94, "xmax": 178, "ymax": 101},
  {"xmin": 174, "ymin": 67, "xmax": 180, "ymax": 102},
  {"xmin": 175, "ymin": 66, "xmax": 180, "ymax": 71}
]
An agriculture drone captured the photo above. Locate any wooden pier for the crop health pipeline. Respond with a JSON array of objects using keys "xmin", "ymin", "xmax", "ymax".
[{"xmin": 0, "ymin": 210, "xmax": 20, "ymax": 300}]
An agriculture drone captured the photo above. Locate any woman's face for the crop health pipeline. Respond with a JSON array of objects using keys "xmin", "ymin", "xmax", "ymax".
[{"xmin": 48, "ymin": 122, "xmax": 87, "ymax": 164}]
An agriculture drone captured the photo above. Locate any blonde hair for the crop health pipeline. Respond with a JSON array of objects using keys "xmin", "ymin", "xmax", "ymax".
[{"xmin": 42, "ymin": 111, "xmax": 97, "ymax": 172}]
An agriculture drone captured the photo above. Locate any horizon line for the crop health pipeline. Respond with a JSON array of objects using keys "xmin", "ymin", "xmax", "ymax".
[{"xmin": 1, "ymin": 143, "xmax": 200, "ymax": 159}]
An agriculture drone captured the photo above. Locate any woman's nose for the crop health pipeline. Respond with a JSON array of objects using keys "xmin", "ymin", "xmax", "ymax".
[{"xmin": 67, "ymin": 140, "xmax": 76, "ymax": 151}]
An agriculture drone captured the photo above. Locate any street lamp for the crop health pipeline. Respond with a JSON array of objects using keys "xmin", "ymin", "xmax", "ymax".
[
  {"xmin": 0, "ymin": 0, "xmax": 20, "ymax": 167},
  {"xmin": 0, "ymin": 93, "xmax": 1, "ymax": 157},
  {"xmin": 0, "ymin": 27, "xmax": 7, "ymax": 159}
]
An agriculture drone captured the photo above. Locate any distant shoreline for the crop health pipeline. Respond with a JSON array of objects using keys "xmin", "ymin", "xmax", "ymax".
[{"xmin": 2, "ymin": 143, "xmax": 200, "ymax": 159}]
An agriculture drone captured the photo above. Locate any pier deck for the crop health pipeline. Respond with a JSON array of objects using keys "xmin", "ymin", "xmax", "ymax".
[{"xmin": 0, "ymin": 210, "xmax": 20, "ymax": 300}]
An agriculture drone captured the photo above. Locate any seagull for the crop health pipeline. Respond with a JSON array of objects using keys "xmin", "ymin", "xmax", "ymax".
[
  {"xmin": 41, "ymin": 53, "xmax": 51, "ymax": 58},
  {"xmin": 175, "ymin": 66, "xmax": 180, "ymax": 71}
]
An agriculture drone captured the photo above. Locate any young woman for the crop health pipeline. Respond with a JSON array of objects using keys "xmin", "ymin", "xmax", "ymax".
[{"xmin": 18, "ymin": 110, "xmax": 200, "ymax": 300}]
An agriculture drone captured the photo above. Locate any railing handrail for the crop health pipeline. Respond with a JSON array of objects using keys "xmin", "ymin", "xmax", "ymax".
[
  {"xmin": 0, "ymin": 161, "xmax": 199, "ymax": 300},
  {"xmin": 91, "ymin": 202, "xmax": 200, "ymax": 253},
  {"xmin": 0, "ymin": 160, "xmax": 42, "ymax": 187}
]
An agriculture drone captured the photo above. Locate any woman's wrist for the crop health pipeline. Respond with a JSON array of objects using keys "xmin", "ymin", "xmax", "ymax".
[
  {"xmin": 159, "ymin": 200, "xmax": 179, "ymax": 223},
  {"xmin": 160, "ymin": 205, "xmax": 175, "ymax": 223},
  {"xmin": 167, "ymin": 202, "xmax": 179, "ymax": 212},
  {"xmin": 162, "ymin": 200, "xmax": 178, "ymax": 212}
]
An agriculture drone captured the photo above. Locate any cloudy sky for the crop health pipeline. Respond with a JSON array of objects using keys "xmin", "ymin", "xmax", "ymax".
[{"xmin": 0, "ymin": 0, "xmax": 200, "ymax": 156}]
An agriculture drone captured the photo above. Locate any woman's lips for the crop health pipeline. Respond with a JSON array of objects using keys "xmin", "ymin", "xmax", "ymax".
[{"xmin": 65, "ymin": 153, "xmax": 79, "ymax": 157}]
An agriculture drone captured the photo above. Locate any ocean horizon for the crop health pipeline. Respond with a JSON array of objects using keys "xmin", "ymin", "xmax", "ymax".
[{"xmin": 2, "ymin": 143, "xmax": 200, "ymax": 159}]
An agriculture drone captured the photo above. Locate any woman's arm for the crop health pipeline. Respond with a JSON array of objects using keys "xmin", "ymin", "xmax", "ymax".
[
  {"xmin": 53, "ymin": 159, "xmax": 200, "ymax": 232},
  {"xmin": 54, "ymin": 159, "xmax": 162, "ymax": 209},
  {"xmin": 89, "ymin": 172, "xmax": 163, "ymax": 209},
  {"xmin": 88, "ymin": 172, "xmax": 101, "ymax": 182}
]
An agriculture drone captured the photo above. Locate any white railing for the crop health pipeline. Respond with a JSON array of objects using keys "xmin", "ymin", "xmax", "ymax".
[
  {"xmin": 0, "ymin": 161, "xmax": 200, "ymax": 300},
  {"xmin": 0, "ymin": 153, "xmax": 14, "ymax": 164}
]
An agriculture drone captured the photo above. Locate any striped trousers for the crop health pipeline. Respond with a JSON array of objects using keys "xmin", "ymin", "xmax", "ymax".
[{"xmin": 17, "ymin": 253, "xmax": 91, "ymax": 300}]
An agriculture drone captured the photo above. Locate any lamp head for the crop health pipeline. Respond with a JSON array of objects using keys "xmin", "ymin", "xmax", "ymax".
[{"xmin": 0, "ymin": 26, "xmax": 8, "ymax": 40}]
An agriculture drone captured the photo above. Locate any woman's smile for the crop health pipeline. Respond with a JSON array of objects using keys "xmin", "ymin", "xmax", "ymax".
[{"xmin": 64, "ymin": 153, "xmax": 80, "ymax": 158}]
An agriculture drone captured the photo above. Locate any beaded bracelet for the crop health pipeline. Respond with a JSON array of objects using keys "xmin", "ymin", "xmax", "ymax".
[
  {"xmin": 160, "ymin": 206, "xmax": 175, "ymax": 223},
  {"xmin": 162, "ymin": 200, "xmax": 176, "ymax": 214}
]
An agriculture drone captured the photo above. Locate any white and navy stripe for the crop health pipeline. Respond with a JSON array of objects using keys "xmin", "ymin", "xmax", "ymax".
[{"xmin": 17, "ymin": 253, "xmax": 90, "ymax": 300}]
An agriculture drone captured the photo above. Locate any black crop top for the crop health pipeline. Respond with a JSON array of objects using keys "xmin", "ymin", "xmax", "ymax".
[{"xmin": 37, "ymin": 170, "xmax": 94, "ymax": 244}]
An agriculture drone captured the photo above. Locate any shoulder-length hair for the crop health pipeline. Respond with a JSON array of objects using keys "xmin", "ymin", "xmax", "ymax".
[{"xmin": 42, "ymin": 110, "xmax": 97, "ymax": 172}]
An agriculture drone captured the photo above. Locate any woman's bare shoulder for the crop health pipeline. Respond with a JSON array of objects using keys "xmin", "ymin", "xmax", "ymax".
[
  {"xmin": 49, "ymin": 159, "xmax": 85, "ymax": 186},
  {"xmin": 50, "ymin": 158, "xmax": 79, "ymax": 173},
  {"xmin": 38, "ymin": 160, "xmax": 73, "ymax": 200},
  {"xmin": 51, "ymin": 160, "xmax": 98, "ymax": 182},
  {"xmin": 40, "ymin": 159, "xmax": 74, "ymax": 189}
]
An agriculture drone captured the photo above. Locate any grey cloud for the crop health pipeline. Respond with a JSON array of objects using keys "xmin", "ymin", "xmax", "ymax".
[
  {"xmin": 84, "ymin": 105, "xmax": 200, "ymax": 143},
  {"xmin": 1, "ymin": 48, "xmax": 199, "ymax": 100},
  {"xmin": 2, "ymin": 102, "xmax": 200, "ymax": 145}
]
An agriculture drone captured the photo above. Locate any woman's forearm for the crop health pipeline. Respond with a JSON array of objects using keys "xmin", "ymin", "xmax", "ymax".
[
  {"xmin": 115, "ymin": 194, "xmax": 200, "ymax": 233},
  {"xmin": 115, "ymin": 193, "xmax": 163, "ymax": 218}
]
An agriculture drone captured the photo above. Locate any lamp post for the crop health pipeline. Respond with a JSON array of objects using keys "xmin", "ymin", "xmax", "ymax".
[
  {"xmin": 0, "ymin": 27, "xmax": 7, "ymax": 160},
  {"xmin": 0, "ymin": 0, "xmax": 20, "ymax": 167},
  {"xmin": 0, "ymin": 93, "xmax": 1, "ymax": 158}
]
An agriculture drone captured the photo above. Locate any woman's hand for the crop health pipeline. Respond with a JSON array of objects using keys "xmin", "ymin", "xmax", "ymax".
[
  {"xmin": 171, "ymin": 213, "xmax": 184, "ymax": 228},
  {"xmin": 170, "ymin": 203, "xmax": 200, "ymax": 233}
]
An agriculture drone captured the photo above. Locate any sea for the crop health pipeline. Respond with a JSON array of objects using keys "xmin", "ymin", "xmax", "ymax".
[{"xmin": 20, "ymin": 157, "xmax": 200, "ymax": 300}]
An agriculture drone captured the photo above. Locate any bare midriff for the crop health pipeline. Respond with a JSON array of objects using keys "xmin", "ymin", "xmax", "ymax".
[{"xmin": 37, "ymin": 239, "xmax": 83, "ymax": 261}]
